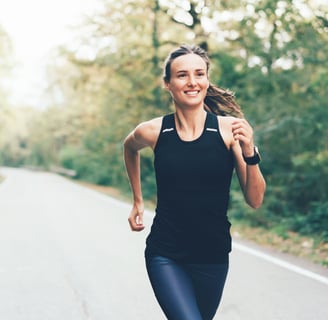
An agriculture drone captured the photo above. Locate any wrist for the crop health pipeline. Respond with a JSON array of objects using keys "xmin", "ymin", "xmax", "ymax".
[
  {"xmin": 243, "ymin": 146, "xmax": 261, "ymax": 165},
  {"xmin": 240, "ymin": 140, "xmax": 255, "ymax": 157},
  {"xmin": 133, "ymin": 196, "xmax": 143, "ymax": 204}
]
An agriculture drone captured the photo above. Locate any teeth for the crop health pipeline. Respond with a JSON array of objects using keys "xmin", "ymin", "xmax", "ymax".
[{"xmin": 185, "ymin": 91, "xmax": 198, "ymax": 95}]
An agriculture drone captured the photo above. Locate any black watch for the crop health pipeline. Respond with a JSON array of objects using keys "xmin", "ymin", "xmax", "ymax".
[{"xmin": 243, "ymin": 146, "xmax": 261, "ymax": 165}]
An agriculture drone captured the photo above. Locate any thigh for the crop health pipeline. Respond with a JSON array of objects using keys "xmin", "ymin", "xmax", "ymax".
[
  {"xmin": 187, "ymin": 263, "xmax": 229, "ymax": 320},
  {"xmin": 145, "ymin": 255, "xmax": 203, "ymax": 320}
]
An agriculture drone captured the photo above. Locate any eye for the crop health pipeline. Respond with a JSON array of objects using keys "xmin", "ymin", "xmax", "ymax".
[
  {"xmin": 196, "ymin": 72, "xmax": 205, "ymax": 78},
  {"xmin": 178, "ymin": 73, "xmax": 187, "ymax": 78}
]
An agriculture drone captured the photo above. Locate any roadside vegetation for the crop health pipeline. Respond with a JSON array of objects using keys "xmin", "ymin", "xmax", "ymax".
[
  {"xmin": 77, "ymin": 180, "xmax": 328, "ymax": 267},
  {"xmin": 1, "ymin": 1, "xmax": 327, "ymax": 266}
]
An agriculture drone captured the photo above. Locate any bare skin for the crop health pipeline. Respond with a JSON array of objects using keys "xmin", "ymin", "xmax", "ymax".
[{"xmin": 124, "ymin": 53, "xmax": 266, "ymax": 231}]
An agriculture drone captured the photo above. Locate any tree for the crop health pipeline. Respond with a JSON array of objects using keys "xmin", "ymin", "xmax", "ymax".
[
  {"xmin": 7, "ymin": 0, "xmax": 327, "ymax": 239},
  {"xmin": 0, "ymin": 25, "xmax": 15, "ymax": 164}
]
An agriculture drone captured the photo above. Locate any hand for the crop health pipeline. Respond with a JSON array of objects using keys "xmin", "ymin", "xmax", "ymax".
[
  {"xmin": 231, "ymin": 119, "xmax": 255, "ymax": 157},
  {"xmin": 128, "ymin": 202, "xmax": 145, "ymax": 232}
]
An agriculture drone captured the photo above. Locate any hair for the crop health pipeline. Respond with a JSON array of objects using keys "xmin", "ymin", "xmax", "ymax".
[{"xmin": 163, "ymin": 44, "xmax": 244, "ymax": 118}]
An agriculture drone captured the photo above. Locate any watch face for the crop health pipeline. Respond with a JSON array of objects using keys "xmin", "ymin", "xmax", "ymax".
[{"xmin": 255, "ymin": 146, "xmax": 261, "ymax": 159}]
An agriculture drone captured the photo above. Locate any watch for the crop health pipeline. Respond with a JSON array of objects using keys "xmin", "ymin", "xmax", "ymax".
[{"xmin": 243, "ymin": 146, "xmax": 261, "ymax": 165}]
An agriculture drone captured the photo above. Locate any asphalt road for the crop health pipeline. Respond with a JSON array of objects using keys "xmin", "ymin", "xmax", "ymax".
[{"xmin": 0, "ymin": 167, "xmax": 327, "ymax": 320}]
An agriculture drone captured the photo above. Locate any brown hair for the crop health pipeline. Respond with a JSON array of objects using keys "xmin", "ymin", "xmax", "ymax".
[{"xmin": 163, "ymin": 44, "xmax": 244, "ymax": 118}]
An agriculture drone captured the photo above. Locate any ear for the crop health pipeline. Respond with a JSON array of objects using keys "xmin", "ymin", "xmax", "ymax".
[{"xmin": 164, "ymin": 81, "xmax": 170, "ymax": 91}]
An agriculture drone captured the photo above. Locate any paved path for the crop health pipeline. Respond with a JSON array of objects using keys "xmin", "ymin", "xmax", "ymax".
[{"xmin": 0, "ymin": 167, "xmax": 327, "ymax": 319}]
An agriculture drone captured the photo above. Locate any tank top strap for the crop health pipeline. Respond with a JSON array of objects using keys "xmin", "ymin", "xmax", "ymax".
[
  {"xmin": 160, "ymin": 113, "xmax": 175, "ymax": 133},
  {"xmin": 204, "ymin": 112, "xmax": 219, "ymax": 132}
]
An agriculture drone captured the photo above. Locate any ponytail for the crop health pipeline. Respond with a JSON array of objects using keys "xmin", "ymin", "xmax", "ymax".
[{"xmin": 204, "ymin": 84, "xmax": 244, "ymax": 118}]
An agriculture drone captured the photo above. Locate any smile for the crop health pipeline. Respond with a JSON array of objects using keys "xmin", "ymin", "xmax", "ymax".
[{"xmin": 184, "ymin": 90, "xmax": 200, "ymax": 96}]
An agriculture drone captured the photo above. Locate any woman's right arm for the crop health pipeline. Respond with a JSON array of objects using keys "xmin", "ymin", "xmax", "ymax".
[{"xmin": 123, "ymin": 118, "xmax": 161, "ymax": 231}]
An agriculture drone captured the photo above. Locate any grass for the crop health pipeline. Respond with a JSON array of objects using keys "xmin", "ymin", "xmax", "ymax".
[
  {"xmin": 76, "ymin": 180, "xmax": 328, "ymax": 268},
  {"xmin": 230, "ymin": 221, "xmax": 328, "ymax": 267}
]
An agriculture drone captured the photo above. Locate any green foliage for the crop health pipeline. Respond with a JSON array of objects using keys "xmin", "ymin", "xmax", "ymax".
[
  {"xmin": 60, "ymin": 145, "xmax": 113, "ymax": 185},
  {"xmin": 291, "ymin": 201, "xmax": 328, "ymax": 242},
  {"xmin": 1, "ymin": 0, "xmax": 327, "ymax": 242},
  {"xmin": 0, "ymin": 26, "xmax": 14, "ymax": 142}
]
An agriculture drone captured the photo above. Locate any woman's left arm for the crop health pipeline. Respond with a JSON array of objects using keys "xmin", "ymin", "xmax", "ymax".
[{"xmin": 231, "ymin": 118, "xmax": 266, "ymax": 209}]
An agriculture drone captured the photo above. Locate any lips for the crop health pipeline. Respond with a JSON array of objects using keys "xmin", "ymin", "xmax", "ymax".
[{"xmin": 184, "ymin": 90, "xmax": 200, "ymax": 96}]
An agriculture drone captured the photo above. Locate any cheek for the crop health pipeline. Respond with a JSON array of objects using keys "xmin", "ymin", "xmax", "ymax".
[
  {"xmin": 200, "ymin": 81, "xmax": 209, "ymax": 92},
  {"xmin": 167, "ymin": 82, "xmax": 182, "ymax": 93}
]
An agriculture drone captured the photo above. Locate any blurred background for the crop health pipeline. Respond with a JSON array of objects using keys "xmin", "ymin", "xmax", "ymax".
[{"xmin": 0, "ymin": 0, "xmax": 327, "ymax": 266}]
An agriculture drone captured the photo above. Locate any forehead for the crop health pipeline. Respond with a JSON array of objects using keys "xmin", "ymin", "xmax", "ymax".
[{"xmin": 171, "ymin": 53, "xmax": 207, "ymax": 72}]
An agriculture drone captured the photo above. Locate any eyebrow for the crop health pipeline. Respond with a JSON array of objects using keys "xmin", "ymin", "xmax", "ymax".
[{"xmin": 176, "ymin": 69, "xmax": 206, "ymax": 73}]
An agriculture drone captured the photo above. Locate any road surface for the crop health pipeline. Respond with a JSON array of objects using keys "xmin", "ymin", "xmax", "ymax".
[{"xmin": 0, "ymin": 167, "xmax": 327, "ymax": 319}]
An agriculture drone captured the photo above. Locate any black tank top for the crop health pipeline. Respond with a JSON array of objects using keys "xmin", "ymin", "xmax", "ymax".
[{"xmin": 145, "ymin": 112, "xmax": 234, "ymax": 263}]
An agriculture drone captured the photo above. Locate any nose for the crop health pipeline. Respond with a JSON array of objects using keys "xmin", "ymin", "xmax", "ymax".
[{"xmin": 187, "ymin": 75, "xmax": 196, "ymax": 86}]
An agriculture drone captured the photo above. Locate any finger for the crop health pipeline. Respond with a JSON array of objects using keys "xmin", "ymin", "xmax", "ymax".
[
  {"xmin": 135, "ymin": 225, "xmax": 145, "ymax": 232},
  {"xmin": 232, "ymin": 126, "xmax": 246, "ymax": 134},
  {"xmin": 128, "ymin": 216, "xmax": 145, "ymax": 232},
  {"xmin": 132, "ymin": 223, "xmax": 145, "ymax": 231},
  {"xmin": 232, "ymin": 119, "xmax": 246, "ymax": 128},
  {"xmin": 232, "ymin": 120, "xmax": 252, "ymax": 134},
  {"xmin": 136, "ymin": 212, "xmax": 144, "ymax": 225},
  {"xmin": 233, "ymin": 128, "xmax": 248, "ymax": 141},
  {"xmin": 232, "ymin": 125, "xmax": 253, "ymax": 141}
]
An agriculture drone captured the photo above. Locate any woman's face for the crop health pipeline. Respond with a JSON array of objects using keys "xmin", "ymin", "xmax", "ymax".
[{"xmin": 165, "ymin": 53, "xmax": 209, "ymax": 109}]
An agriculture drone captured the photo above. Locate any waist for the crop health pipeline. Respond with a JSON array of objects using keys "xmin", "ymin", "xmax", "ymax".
[
  {"xmin": 145, "ymin": 247, "xmax": 230, "ymax": 264},
  {"xmin": 156, "ymin": 192, "xmax": 230, "ymax": 212}
]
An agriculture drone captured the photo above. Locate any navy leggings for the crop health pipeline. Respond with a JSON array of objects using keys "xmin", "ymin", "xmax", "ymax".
[{"xmin": 145, "ymin": 255, "xmax": 229, "ymax": 320}]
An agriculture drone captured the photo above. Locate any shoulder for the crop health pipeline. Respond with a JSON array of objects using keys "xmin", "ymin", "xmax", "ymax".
[
  {"xmin": 131, "ymin": 116, "xmax": 163, "ymax": 150},
  {"xmin": 217, "ymin": 115, "xmax": 237, "ymax": 127},
  {"xmin": 215, "ymin": 115, "xmax": 237, "ymax": 149},
  {"xmin": 134, "ymin": 117, "xmax": 162, "ymax": 139}
]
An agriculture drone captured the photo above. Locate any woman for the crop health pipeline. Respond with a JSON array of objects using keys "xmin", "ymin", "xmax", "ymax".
[{"xmin": 123, "ymin": 44, "xmax": 266, "ymax": 320}]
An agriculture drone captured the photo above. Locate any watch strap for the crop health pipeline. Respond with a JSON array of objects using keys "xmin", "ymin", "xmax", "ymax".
[{"xmin": 243, "ymin": 146, "xmax": 261, "ymax": 165}]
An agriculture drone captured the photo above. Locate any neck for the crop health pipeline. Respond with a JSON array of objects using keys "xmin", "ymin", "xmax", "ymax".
[{"xmin": 174, "ymin": 108, "xmax": 207, "ymax": 141}]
